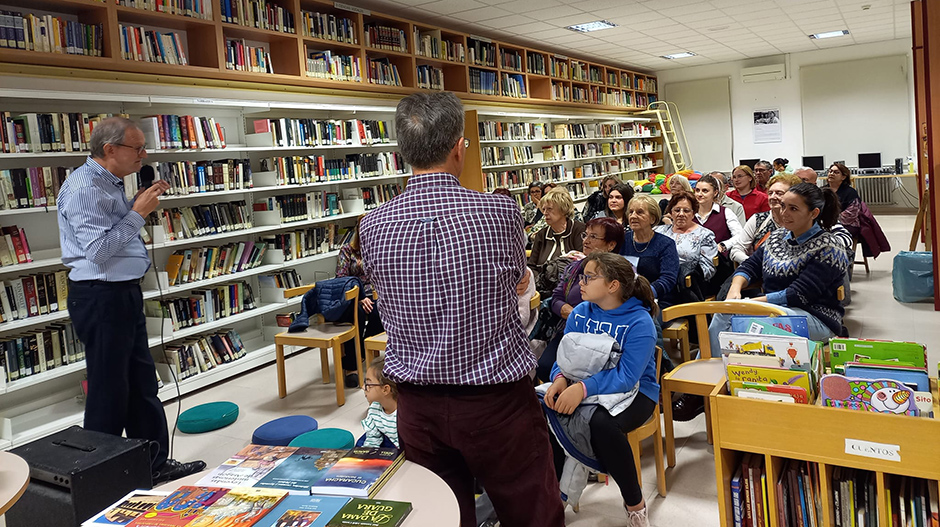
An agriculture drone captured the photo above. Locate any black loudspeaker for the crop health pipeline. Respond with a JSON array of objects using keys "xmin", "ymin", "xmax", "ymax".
[
  {"xmin": 7, "ymin": 426, "xmax": 154, "ymax": 527},
  {"xmin": 896, "ymin": 157, "xmax": 905, "ymax": 175}
]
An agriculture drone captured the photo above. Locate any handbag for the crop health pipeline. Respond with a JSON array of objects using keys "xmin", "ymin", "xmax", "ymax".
[{"xmin": 529, "ymin": 299, "xmax": 562, "ymax": 342}]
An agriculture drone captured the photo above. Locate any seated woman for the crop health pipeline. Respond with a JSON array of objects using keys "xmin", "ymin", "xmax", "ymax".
[
  {"xmin": 659, "ymin": 174, "xmax": 693, "ymax": 222},
  {"xmin": 727, "ymin": 165, "xmax": 770, "ymax": 220},
  {"xmin": 694, "ymin": 174, "xmax": 743, "ymax": 252},
  {"xmin": 592, "ymin": 183, "xmax": 633, "ymax": 227},
  {"xmin": 335, "ymin": 215, "xmax": 386, "ymax": 387},
  {"xmin": 534, "ymin": 217, "xmax": 625, "ymax": 382},
  {"xmin": 774, "ymin": 157, "xmax": 792, "ymax": 176},
  {"xmin": 522, "ymin": 181, "xmax": 544, "ymax": 227},
  {"xmin": 528, "ymin": 188, "xmax": 585, "ymax": 295},
  {"xmin": 827, "ymin": 162, "xmax": 891, "ymax": 260},
  {"xmin": 620, "ymin": 195, "xmax": 680, "ymax": 310},
  {"xmin": 656, "ymin": 191, "xmax": 718, "ymax": 303},
  {"xmin": 727, "ymin": 173, "xmax": 803, "ymax": 265},
  {"xmin": 582, "ymin": 175, "xmax": 622, "ymax": 221},
  {"xmin": 708, "ymin": 183, "xmax": 851, "ymax": 355}
]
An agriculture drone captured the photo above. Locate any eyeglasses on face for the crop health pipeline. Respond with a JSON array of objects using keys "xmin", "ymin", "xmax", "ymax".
[
  {"xmin": 581, "ymin": 232, "xmax": 604, "ymax": 241},
  {"xmin": 362, "ymin": 383, "xmax": 383, "ymax": 391},
  {"xmin": 579, "ymin": 273, "xmax": 603, "ymax": 284},
  {"xmin": 112, "ymin": 143, "xmax": 147, "ymax": 155}
]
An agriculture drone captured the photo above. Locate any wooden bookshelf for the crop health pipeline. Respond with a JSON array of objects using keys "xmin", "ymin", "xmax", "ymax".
[
  {"xmin": 709, "ymin": 381, "xmax": 940, "ymax": 527},
  {"xmin": 0, "ymin": 0, "xmax": 656, "ymax": 111}
]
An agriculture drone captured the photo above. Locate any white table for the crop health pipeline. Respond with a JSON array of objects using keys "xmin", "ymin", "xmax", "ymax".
[
  {"xmin": 156, "ymin": 460, "xmax": 460, "ymax": 526},
  {"xmin": 0, "ymin": 452, "xmax": 30, "ymax": 516}
]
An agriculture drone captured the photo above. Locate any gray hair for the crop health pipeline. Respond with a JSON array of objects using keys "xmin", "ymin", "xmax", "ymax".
[
  {"xmin": 89, "ymin": 117, "xmax": 140, "ymax": 158},
  {"xmin": 755, "ymin": 160, "xmax": 773, "ymax": 171},
  {"xmin": 395, "ymin": 92, "xmax": 464, "ymax": 169},
  {"xmin": 706, "ymin": 171, "xmax": 727, "ymax": 192}
]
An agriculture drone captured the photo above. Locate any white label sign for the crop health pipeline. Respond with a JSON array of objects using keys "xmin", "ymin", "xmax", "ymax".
[
  {"xmin": 334, "ymin": 2, "xmax": 370, "ymax": 15},
  {"xmin": 845, "ymin": 438, "xmax": 900, "ymax": 462}
]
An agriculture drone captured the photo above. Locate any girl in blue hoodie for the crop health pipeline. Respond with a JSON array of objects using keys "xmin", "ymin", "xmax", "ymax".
[{"xmin": 544, "ymin": 251, "xmax": 658, "ymax": 526}]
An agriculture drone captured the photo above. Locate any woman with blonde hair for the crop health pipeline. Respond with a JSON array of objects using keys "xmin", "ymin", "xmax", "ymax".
[
  {"xmin": 528, "ymin": 188, "xmax": 585, "ymax": 295},
  {"xmin": 727, "ymin": 165, "xmax": 770, "ymax": 219}
]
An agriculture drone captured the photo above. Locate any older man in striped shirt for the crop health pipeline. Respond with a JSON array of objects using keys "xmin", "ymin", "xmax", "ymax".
[
  {"xmin": 57, "ymin": 117, "xmax": 204, "ymax": 484},
  {"xmin": 360, "ymin": 93, "xmax": 565, "ymax": 527}
]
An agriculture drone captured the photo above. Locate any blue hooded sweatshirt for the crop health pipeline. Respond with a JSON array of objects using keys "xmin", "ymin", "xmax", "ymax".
[{"xmin": 551, "ymin": 296, "xmax": 659, "ymax": 404}]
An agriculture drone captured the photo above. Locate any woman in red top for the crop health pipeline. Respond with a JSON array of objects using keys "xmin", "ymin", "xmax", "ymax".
[{"xmin": 726, "ymin": 164, "xmax": 770, "ymax": 219}]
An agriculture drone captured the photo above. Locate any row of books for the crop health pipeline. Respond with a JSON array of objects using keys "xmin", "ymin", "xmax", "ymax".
[
  {"xmin": 480, "ymin": 145, "xmax": 534, "ymax": 167},
  {"xmin": 886, "ymin": 477, "xmax": 940, "ymax": 527},
  {"xmin": 528, "ymin": 53, "xmax": 546, "ymax": 75},
  {"xmin": 116, "ymin": 0, "xmax": 212, "ymax": 20},
  {"xmin": 501, "ymin": 73, "xmax": 527, "ymax": 99},
  {"xmin": 164, "ymin": 241, "xmax": 267, "ymax": 286},
  {"xmin": 0, "ymin": 226, "xmax": 32, "ymax": 267},
  {"xmin": 550, "ymin": 57, "xmax": 569, "ymax": 79},
  {"xmin": 305, "ymin": 50, "xmax": 360, "ymax": 82},
  {"xmin": 145, "ymin": 159, "xmax": 252, "ymax": 196},
  {"xmin": 469, "ymin": 68, "xmax": 498, "ymax": 96},
  {"xmin": 221, "ymin": 0, "xmax": 295, "ymax": 33},
  {"xmin": 0, "ymin": 12, "xmax": 102, "ymax": 57},
  {"xmin": 366, "ymin": 58, "xmax": 401, "ymax": 87},
  {"xmin": 301, "ymin": 10, "xmax": 357, "ymax": 44},
  {"xmin": 483, "ymin": 165, "xmax": 567, "ymax": 192},
  {"xmin": 635, "ymin": 76, "xmax": 657, "ymax": 92},
  {"xmin": 254, "ymin": 193, "xmax": 334, "ymax": 223},
  {"xmin": 412, "ymin": 28, "xmax": 464, "ymax": 62},
  {"xmin": 552, "ymin": 80, "xmax": 571, "ymax": 102},
  {"xmin": 157, "ymin": 328, "xmax": 247, "ymax": 381},
  {"xmin": 607, "ymin": 72, "xmax": 619, "ymax": 87},
  {"xmin": 266, "ymin": 152, "xmax": 407, "ymax": 185},
  {"xmin": 363, "ymin": 23, "xmax": 407, "ymax": 53},
  {"xmin": 142, "ymin": 280, "xmax": 256, "ymax": 332},
  {"xmin": 358, "ymin": 183, "xmax": 402, "ymax": 210},
  {"xmin": 259, "ymin": 224, "xmax": 347, "ymax": 261},
  {"xmin": 637, "ymin": 93, "xmax": 655, "ymax": 107},
  {"xmin": 225, "ymin": 38, "xmax": 274, "ymax": 74},
  {"xmin": 85, "ymin": 445, "xmax": 410, "ymax": 527},
  {"xmin": 140, "ymin": 114, "xmax": 227, "ymax": 150},
  {"xmin": 570, "ymin": 60, "xmax": 589, "ymax": 82},
  {"xmin": 588, "ymin": 66, "xmax": 604, "ymax": 84},
  {"xmin": 0, "ymin": 271, "xmax": 67, "ymax": 324},
  {"xmin": 500, "ymin": 49, "xmax": 523, "ymax": 72},
  {"xmin": 416, "ymin": 64, "xmax": 443, "ymax": 91},
  {"xmin": 1, "ymin": 111, "xmax": 126, "ymax": 154},
  {"xmin": 467, "ymin": 37, "xmax": 496, "ymax": 67},
  {"xmin": 259, "ymin": 269, "xmax": 302, "ymax": 290},
  {"xmin": 543, "ymin": 140, "xmax": 658, "ymax": 160},
  {"xmin": 252, "ymin": 118, "xmax": 392, "ymax": 148},
  {"xmin": 149, "ymin": 200, "xmax": 252, "ymax": 243},
  {"xmin": 0, "ymin": 167, "xmax": 69, "ymax": 210},
  {"xmin": 1, "ymin": 322, "xmax": 85, "ymax": 384},
  {"xmin": 832, "ymin": 468, "xmax": 876, "ymax": 527},
  {"xmin": 730, "ymin": 456, "xmax": 823, "ymax": 527},
  {"xmin": 119, "ymin": 24, "xmax": 188, "ymax": 65},
  {"xmin": 572, "ymin": 85, "xmax": 633, "ymax": 106},
  {"xmin": 478, "ymin": 121, "xmax": 551, "ymax": 141}
]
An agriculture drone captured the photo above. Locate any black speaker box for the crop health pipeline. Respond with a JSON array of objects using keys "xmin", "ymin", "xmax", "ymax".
[{"xmin": 6, "ymin": 426, "xmax": 154, "ymax": 527}]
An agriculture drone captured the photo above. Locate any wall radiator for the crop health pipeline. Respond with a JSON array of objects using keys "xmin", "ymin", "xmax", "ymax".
[{"xmin": 855, "ymin": 176, "xmax": 894, "ymax": 205}]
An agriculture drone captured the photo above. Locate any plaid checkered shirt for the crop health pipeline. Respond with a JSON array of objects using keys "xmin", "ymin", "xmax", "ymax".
[{"xmin": 359, "ymin": 172, "xmax": 535, "ymax": 385}]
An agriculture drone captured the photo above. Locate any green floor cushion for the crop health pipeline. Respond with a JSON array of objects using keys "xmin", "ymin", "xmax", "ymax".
[
  {"xmin": 177, "ymin": 401, "xmax": 239, "ymax": 434},
  {"xmin": 288, "ymin": 428, "xmax": 355, "ymax": 450}
]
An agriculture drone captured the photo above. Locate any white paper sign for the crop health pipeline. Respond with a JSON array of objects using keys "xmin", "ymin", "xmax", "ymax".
[
  {"xmin": 753, "ymin": 108, "xmax": 782, "ymax": 144},
  {"xmin": 845, "ymin": 438, "xmax": 900, "ymax": 462}
]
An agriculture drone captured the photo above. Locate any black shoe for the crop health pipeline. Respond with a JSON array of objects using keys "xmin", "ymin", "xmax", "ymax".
[
  {"xmin": 153, "ymin": 458, "xmax": 207, "ymax": 485},
  {"xmin": 671, "ymin": 394, "xmax": 705, "ymax": 422},
  {"xmin": 344, "ymin": 372, "xmax": 359, "ymax": 388}
]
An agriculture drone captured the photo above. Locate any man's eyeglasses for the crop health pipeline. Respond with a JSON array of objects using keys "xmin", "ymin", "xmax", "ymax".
[{"xmin": 112, "ymin": 143, "xmax": 147, "ymax": 155}]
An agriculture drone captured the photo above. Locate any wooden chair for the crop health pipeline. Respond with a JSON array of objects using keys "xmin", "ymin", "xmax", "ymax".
[
  {"xmin": 659, "ymin": 301, "xmax": 786, "ymax": 468},
  {"xmin": 852, "ymin": 237, "xmax": 870, "ymax": 274},
  {"xmin": 274, "ymin": 284, "xmax": 363, "ymax": 406},
  {"xmin": 667, "ymin": 255, "xmax": 720, "ymax": 364}
]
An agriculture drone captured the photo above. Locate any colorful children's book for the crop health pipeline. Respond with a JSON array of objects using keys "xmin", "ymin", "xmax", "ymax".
[
  {"xmin": 718, "ymin": 331, "xmax": 815, "ymax": 370},
  {"xmin": 196, "ymin": 444, "xmax": 298, "ymax": 489},
  {"xmin": 730, "ymin": 315, "xmax": 810, "ymax": 338},
  {"xmin": 819, "ymin": 374, "xmax": 919, "ymax": 416},
  {"xmin": 728, "ymin": 380, "xmax": 809, "ymax": 404},
  {"xmin": 725, "ymin": 364, "xmax": 815, "ymax": 400},
  {"xmin": 253, "ymin": 448, "xmax": 349, "ymax": 495},
  {"xmin": 736, "ymin": 390, "xmax": 795, "ymax": 403},
  {"xmin": 82, "ymin": 490, "xmax": 169, "ymax": 526},
  {"xmin": 184, "ymin": 487, "xmax": 287, "ymax": 527},
  {"xmin": 259, "ymin": 495, "xmax": 351, "ymax": 527},
  {"xmin": 325, "ymin": 498, "xmax": 412, "ymax": 527},
  {"xmin": 127, "ymin": 487, "xmax": 229, "ymax": 527},
  {"xmin": 310, "ymin": 447, "xmax": 404, "ymax": 498},
  {"xmin": 828, "ymin": 338, "xmax": 927, "ymax": 372},
  {"xmin": 843, "ymin": 362, "xmax": 931, "ymax": 391}
]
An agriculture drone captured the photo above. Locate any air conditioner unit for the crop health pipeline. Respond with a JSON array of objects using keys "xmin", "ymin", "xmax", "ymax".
[{"xmin": 741, "ymin": 63, "xmax": 786, "ymax": 83}]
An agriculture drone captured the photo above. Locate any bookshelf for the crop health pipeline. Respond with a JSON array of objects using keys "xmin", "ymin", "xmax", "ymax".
[
  {"xmin": 0, "ymin": 85, "xmax": 409, "ymax": 450},
  {"xmin": 709, "ymin": 381, "xmax": 940, "ymax": 527},
  {"xmin": 0, "ymin": 0, "xmax": 656, "ymax": 111}
]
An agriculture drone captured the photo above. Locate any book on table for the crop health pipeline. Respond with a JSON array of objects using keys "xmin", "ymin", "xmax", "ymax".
[
  {"xmin": 126, "ymin": 486, "xmax": 228, "ymax": 527},
  {"xmin": 196, "ymin": 445, "xmax": 299, "ymax": 489},
  {"xmin": 258, "ymin": 495, "xmax": 351, "ymax": 527},
  {"xmin": 82, "ymin": 490, "xmax": 169, "ymax": 526},
  {"xmin": 253, "ymin": 448, "xmax": 349, "ymax": 495},
  {"xmin": 309, "ymin": 447, "xmax": 404, "ymax": 498},
  {"xmin": 183, "ymin": 487, "xmax": 288, "ymax": 527},
  {"xmin": 325, "ymin": 498, "xmax": 412, "ymax": 527}
]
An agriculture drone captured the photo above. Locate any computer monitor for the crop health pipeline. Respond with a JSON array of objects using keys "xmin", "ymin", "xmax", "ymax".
[
  {"xmin": 858, "ymin": 153, "xmax": 882, "ymax": 170},
  {"xmin": 738, "ymin": 158, "xmax": 760, "ymax": 170},
  {"xmin": 802, "ymin": 156, "xmax": 825, "ymax": 171}
]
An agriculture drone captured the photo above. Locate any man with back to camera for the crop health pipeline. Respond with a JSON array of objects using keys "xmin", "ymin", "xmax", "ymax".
[
  {"xmin": 359, "ymin": 92, "xmax": 565, "ymax": 527},
  {"xmin": 57, "ymin": 117, "xmax": 205, "ymax": 484}
]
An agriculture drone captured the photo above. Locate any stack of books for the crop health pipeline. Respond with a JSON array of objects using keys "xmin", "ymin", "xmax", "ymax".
[
  {"xmin": 150, "ymin": 200, "xmax": 252, "ymax": 242},
  {"xmin": 164, "ymin": 241, "xmax": 267, "ymax": 286},
  {"xmin": 157, "ymin": 328, "xmax": 247, "ymax": 380},
  {"xmin": 1, "ymin": 321, "xmax": 85, "ymax": 384},
  {"xmin": 252, "ymin": 118, "xmax": 391, "ymax": 148},
  {"xmin": 225, "ymin": 39, "xmax": 274, "ymax": 74},
  {"xmin": 140, "ymin": 114, "xmax": 226, "ymax": 150},
  {"xmin": 364, "ymin": 24, "xmax": 407, "ymax": 52},
  {"xmin": 144, "ymin": 159, "xmax": 252, "ymax": 196},
  {"xmin": 267, "ymin": 151, "xmax": 406, "ymax": 185},
  {"xmin": 143, "ymin": 281, "xmax": 256, "ymax": 332},
  {"xmin": 222, "ymin": 0, "xmax": 295, "ymax": 33},
  {"xmin": 0, "ymin": 111, "xmax": 126, "ymax": 153},
  {"xmin": 117, "ymin": 0, "xmax": 212, "ymax": 20},
  {"xmin": 0, "ymin": 12, "xmax": 103, "ymax": 56},
  {"xmin": 0, "ymin": 269, "xmax": 65, "ymax": 322},
  {"xmin": 119, "ymin": 25, "xmax": 188, "ymax": 65},
  {"xmin": 306, "ymin": 50, "xmax": 360, "ymax": 82},
  {"xmin": 0, "ymin": 168, "xmax": 68, "ymax": 209},
  {"xmin": 301, "ymin": 11, "xmax": 357, "ymax": 44}
]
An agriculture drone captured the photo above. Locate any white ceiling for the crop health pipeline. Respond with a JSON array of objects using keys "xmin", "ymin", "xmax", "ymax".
[{"xmin": 350, "ymin": 0, "xmax": 913, "ymax": 72}]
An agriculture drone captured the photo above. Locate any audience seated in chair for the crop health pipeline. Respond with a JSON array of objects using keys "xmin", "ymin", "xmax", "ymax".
[
  {"xmin": 726, "ymin": 165, "xmax": 770, "ymax": 220},
  {"xmin": 528, "ymin": 188, "xmax": 586, "ymax": 297},
  {"xmin": 655, "ymin": 191, "xmax": 718, "ymax": 304},
  {"xmin": 591, "ymin": 183, "xmax": 633, "ymax": 228}
]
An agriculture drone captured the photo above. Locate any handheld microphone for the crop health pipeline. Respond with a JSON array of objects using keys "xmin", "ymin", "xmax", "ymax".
[{"xmin": 140, "ymin": 164, "xmax": 155, "ymax": 189}]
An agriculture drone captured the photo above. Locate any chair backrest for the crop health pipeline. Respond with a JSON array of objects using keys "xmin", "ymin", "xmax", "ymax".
[
  {"xmin": 661, "ymin": 301, "xmax": 787, "ymax": 359},
  {"xmin": 284, "ymin": 285, "xmax": 314, "ymax": 299},
  {"xmin": 530, "ymin": 291, "xmax": 541, "ymax": 311},
  {"xmin": 654, "ymin": 345, "xmax": 662, "ymax": 380}
]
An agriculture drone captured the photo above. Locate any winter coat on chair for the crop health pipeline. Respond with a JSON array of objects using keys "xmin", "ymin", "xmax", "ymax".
[
  {"xmin": 840, "ymin": 200, "xmax": 890, "ymax": 259},
  {"xmin": 288, "ymin": 276, "xmax": 362, "ymax": 332}
]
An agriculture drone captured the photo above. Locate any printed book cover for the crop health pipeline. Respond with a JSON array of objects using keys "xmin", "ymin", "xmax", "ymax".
[
  {"xmin": 309, "ymin": 448, "xmax": 403, "ymax": 498},
  {"xmin": 718, "ymin": 331, "xmax": 814, "ymax": 370},
  {"xmin": 254, "ymin": 448, "xmax": 349, "ymax": 494},
  {"xmin": 730, "ymin": 316, "xmax": 810, "ymax": 338},
  {"xmin": 728, "ymin": 380, "xmax": 809, "ymax": 404},
  {"xmin": 82, "ymin": 490, "xmax": 169, "ymax": 526},
  {"xmin": 828, "ymin": 338, "xmax": 927, "ymax": 372},
  {"xmin": 725, "ymin": 364, "xmax": 814, "ymax": 400},
  {"xmin": 259, "ymin": 495, "xmax": 351, "ymax": 527},
  {"xmin": 819, "ymin": 374, "xmax": 919, "ymax": 416},
  {"xmin": 196, "ymin": 444, "xmax": 298, "ymax": 489},
  {"xmin": 325, "ymin": 498, "xmax": 412, "ymax": 527},
  {"xmin": 184, "ymin": 487, "xmax": 288, "ymax": 527},
  {"xmin": 126, "ymin": 486, "xmax": 229, "ymax": 527}
]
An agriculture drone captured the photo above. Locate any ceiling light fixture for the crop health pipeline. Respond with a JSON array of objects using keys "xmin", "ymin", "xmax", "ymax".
[
  {"xmin": 662, "ymin": 52, "xmax": 696, "ymax": 59},
  {"xmin": 809, "ymin": 30, "xmax": 850, "ymax": 39},
  {"xmin": 566, "ymin": 20, "xmax": 617, "ymax": 33}
]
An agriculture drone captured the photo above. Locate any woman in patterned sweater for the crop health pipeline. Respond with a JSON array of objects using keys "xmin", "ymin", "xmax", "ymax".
[{"xmin": 707, "ymin": 183, "xmax": 850, "ymax": 355}]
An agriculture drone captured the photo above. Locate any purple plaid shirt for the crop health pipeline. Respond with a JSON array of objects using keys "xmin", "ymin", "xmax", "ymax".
[{"xmin": 359, "ymin": 172, "xmax": 535, "ymax": 385}]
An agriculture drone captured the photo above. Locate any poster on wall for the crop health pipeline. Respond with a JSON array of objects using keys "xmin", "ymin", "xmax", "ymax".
[{"xmin": 753, "ymin": 108, "xmax": 782, "ymax": 144}]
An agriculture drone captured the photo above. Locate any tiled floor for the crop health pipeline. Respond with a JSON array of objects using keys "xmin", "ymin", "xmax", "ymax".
[{"xmin": 6, "ymin": 213, "xmax": 935, "ymax": 527}]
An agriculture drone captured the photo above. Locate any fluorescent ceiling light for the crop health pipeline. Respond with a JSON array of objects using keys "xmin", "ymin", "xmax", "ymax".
[
  {"xmin": 566, "ymin": 20, "xmax": 617, "ymax": 33},
  {"xmin": 809, "ymin": 30, "xmax": 849, "ymax": 39},
  {"xmin": 662, "ymin": 52, "xmax": 696, "ymax": 59}
]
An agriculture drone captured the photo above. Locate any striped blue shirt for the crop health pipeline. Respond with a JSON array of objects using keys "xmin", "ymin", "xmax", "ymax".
[{"xmin": 57, "ymin": 157, "xmax": 150, "ymax": 281}]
